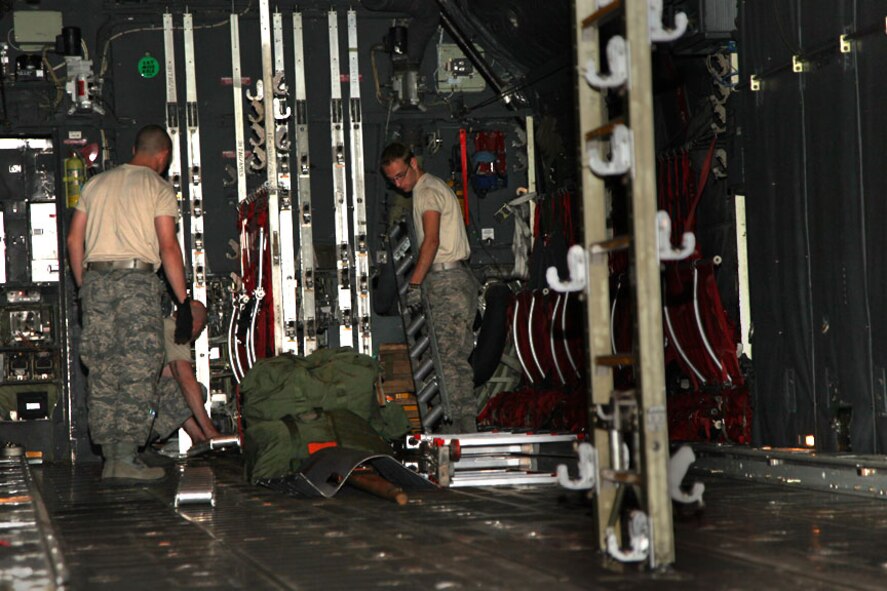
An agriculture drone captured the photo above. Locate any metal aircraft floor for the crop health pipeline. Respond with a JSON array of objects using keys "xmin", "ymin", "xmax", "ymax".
[{"xmin": 10, "ymin": 452, "xmax": 887, "ymax": 591}]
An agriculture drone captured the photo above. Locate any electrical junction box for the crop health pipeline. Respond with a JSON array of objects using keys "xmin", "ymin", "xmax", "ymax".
[
  {"xmin": 12, "ymin": 11, "xmax": 63, "ymax": 52},
  {"xmin": 29, "ymin": 202, "xmax": 58, "ymax": 283},
  {"xmin": 436, "ymin": 43, "xmax": 486, "ymax": 94}
]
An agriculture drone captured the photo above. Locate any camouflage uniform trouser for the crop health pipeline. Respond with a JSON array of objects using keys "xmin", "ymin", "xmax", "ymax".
[
  {"xmin": 425, "ymin": 265, "xmax": 478, "ymax": 432},
  {"xmin": 79, "ymin": 269, "xmax": 164, "ymax": 446},
  {"xmin": 151, "ymin": 377, "xmax": 208, "ymax": 441}
]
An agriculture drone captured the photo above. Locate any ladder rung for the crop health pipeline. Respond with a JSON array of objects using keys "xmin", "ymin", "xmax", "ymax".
[
  {"xmin": 416, "ymin": 380, "xmax": 439, "ymax": 404},
  {"xmin": 581, "ymin": 0, "xmax": 623, "ymax": 29},
  {"xmin": 589, "ymin": 235, "xmax": 630, "ymax": 254},
  {"xmin": 422, "ymin": 405, "xmax": 445, "ymax": 430},
  {"xmin": 584, "ymin": 118, "xmax": 626, "ymax": 141},
  {"xmin": 406, "ymin": 315, "xmax": 425, "ymax": 338},
  {"xmin": 410, "ymin": 335, "xmax": 431, "ymax": 360},
  {"xmin": 596, "ymin": 354, "xmax": 634, "ymax": 367},
  {"xmin": 600, "ymin": 469, "xmax": 641, "ymax": 485},
  {"xmin": 414, "ymin": 358, "xmax": 435, "ymax": 382}
]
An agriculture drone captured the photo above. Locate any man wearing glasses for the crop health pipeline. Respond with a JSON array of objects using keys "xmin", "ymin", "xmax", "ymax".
[{"xmin": 381, "ymin": 142, "xmax": 478, "ymax": 433}]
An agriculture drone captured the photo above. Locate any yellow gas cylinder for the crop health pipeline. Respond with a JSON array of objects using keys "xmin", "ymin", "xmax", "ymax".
[
  {"xmin": 448, "ymin": 176, "xmax": 465, "ymax": 218},
  {"xmin": 64, "ymin": 153, "xmax": 86, "ymax": 208}
]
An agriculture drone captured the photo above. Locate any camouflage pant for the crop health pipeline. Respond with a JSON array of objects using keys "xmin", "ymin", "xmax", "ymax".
[
  {"xmin": 425, "ymin": 265, "xmax": 478, "ymax": 431},
  {"xmin": 79, "ymin": 269, "xmax": 164, "ymax": 446},
  {"xmin": 151, "ymin": 377, "xmax": 208, "ymax": 441}
]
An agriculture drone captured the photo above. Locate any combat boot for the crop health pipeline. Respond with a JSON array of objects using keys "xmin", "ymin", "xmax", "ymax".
[
  {"xmin": 100, "ymin": 443, "xmax": 119, "ymax": 480},
  {"xmin": 102, "ymin": 443, "xmax": 165, "ymax": 482}
]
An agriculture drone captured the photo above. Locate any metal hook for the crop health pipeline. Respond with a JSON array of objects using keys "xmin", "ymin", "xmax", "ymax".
[
  {"xmin": 557, "ymin": 442, "xmax": 598, "ymax": 490},
  {"xmin": 669, "ymin": 445, "xmax": 705, "ymax": 504},
  {"xmin": 546, "ymin": 244, "xmax": 587, "ymax": 293},
  {"xmin": 657, "ymin": 210, "xmax": 695, "ymax": 261},
  {"xmin": 648, "ymin": 0, "xmax": 688, "ymax": 43},
  {"xmin": 584, "ymin": 35, "xmax": 628, "ymax": 89},
  {"xmin": 606, "ymin": 511, "xmax": 650, "ymax": 562},
  {"xmin": 588, "ymin": 124, "xmax": 632, "ymax": 177}
]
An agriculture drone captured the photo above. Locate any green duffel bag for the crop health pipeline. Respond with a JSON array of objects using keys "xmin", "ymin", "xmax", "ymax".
[{"xmin": 243, "ymin": 408, "xmax": 396, "ymax": 482}]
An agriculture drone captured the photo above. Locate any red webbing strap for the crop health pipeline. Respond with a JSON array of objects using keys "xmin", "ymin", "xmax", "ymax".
[
  {"xmin": 698, "ymin": 264, "xmax": 743, "ymax": 384},
  {"xmin": 237, "ymin": 197, "xmax": 274, "ymax": 361},
  {"xmin": 562, "ymin": 190, "xmax": 574, "ymax": 245},
  {"xmin": 685, "ymin": 135, "xmax": 718, "ymax": 232},
  {"xmin": 257, "ymin": 206, "xmax": 274, "ymax": 359},
  {"xmin": 459, "ymin": 128, "xmax": 469, "ymax": 225},
  {"xmin": 680, "ymin": 149, "xmax": 691, "ymax": 236},
  {"xmin": 495, "ymin": 130, "xmax": 506, "ymax": 177}
]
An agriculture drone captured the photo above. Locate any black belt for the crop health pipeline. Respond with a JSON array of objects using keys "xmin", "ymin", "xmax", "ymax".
[
  {"xmin": 430, "ymin": 261, "xmax": 466, "ymax": 272},
  {"xmin": 86, "ymin": 259, "xmax": 154, "ymax": 272}
]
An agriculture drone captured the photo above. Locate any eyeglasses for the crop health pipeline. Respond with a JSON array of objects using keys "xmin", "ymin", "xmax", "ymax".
[{"xmin": 387, "ymin": 164, "xmax": 412, "ymax": 184}]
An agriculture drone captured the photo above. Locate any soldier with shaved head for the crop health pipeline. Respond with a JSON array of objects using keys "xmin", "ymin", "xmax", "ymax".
[{"xmin": 67, "ymin": 124, "xmax": 190, "ymax": 483}]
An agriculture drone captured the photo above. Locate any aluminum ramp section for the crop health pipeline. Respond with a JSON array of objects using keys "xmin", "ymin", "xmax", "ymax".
[
  {"xmin": 0, "ymin": 449, "xmax": 67, "ymax": 589},
  {"xmin": 174, "ymin": 465, "xmax": 215, "ymax": 507}
]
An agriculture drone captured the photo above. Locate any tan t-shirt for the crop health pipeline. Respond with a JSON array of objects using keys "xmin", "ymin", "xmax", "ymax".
[
  {"xmin": 162, "ymin": 317, "xmax": 192, "ymax": 364},
  {"xmin": 76, "ymin": 163, "xmax": 178, "ymax": 270},
  {"xmin": 412, "ymin": 173, "xmax": 470, "ymax": 264}
]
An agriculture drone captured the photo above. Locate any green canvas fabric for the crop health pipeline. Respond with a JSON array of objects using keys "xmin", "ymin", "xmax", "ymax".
[
  {"xmin": 244, "ymin": 409, "xmax": 396, "ymax": 482},
  {"xmin": 240, "ymin": 347, "xmax": 410, "ymax": 439},
  {"xmin": 239, "ymin": 354, "xmax": 308, "ymax": 423},
  {"xmin": 241, "ymin": 348, "xmax": 379, "ymax": 422},
  {"xmin": 373, "ymin": 401, "xmax": 413, "ymax": 440},
  {"xmin": 328, "ymin": 408, "xmax": 392, "ymax": 457},
  {"xmin": 241, "ymin": 348, "xmax": 413, "ymax": 482},
  {"xmin": 243, "ymin": 419, "xmax": 295, "ymax": 481}
]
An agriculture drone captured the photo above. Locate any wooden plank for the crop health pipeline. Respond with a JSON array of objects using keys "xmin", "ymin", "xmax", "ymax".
[{"xmin": 580, "ymin": 0, "xmax": 623, "ymax": 29}]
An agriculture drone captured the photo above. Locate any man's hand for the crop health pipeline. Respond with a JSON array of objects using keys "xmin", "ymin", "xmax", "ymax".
[
  {"xmin": 175, "ymin": 297, "xmax": 193, "ymax": 344},
  {"xmin": 406, "ymin": 284, "xmax": 423, "ymax": 310}
]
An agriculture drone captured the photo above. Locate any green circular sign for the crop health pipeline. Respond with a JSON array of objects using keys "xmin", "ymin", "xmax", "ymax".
[{"xmin": 138, "ymin": 55, "xmax": 160, "ymax": 79}]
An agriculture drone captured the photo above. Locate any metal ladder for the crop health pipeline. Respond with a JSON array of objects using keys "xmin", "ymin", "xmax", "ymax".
[
  {"xmin": 327, "ymin": 11, "xmax": 354, "ymax": 349},
  {"xmin": 162, "ymin": 12, "xmax": 212, "ymax": 453},
  {"xmin": 574, "ymin": 0, "xmax": 683, "ymax": 569},
  {"xmin": 292, "ymin": 12, "xmax": 318, "ymax": 356},
  {"xmin": 384, "ymin": 219, "xmax": 450, "ymax": 432}
]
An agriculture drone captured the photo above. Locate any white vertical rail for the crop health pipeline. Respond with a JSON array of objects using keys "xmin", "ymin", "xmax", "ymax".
[
  {"xmin": 328, "ymin": 10, "xmax": 354, "ymax": 348},
  {"xmin": 735, "ymin": 194, "xmax": 752, "ymax": 359},
  {"xmin": 293, "ymin": 12, "xmax": 318, "ymax": 355},
  {"xmin": 259, "ymin": 0, "xmax": 284, "ymax": 354},
  {"xmin": 181, "ymin": 13, "xmax": 211, "ymax": 453},
  {"xmin": 231, "ymin": 15, "xmax": 247, "ymax": 206},
  {"xmin": 347, "ymin": 10, "xmax": 372, "ymax": 355},
  {"xmin": 273, "ymin": 11, "xmax": 299, "ymax": 355},
  {"xmin": 162, "ymin": 14, "xmax": 185, "ymax": 258}
]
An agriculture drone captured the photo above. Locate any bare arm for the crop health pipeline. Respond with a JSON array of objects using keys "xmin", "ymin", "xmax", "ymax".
[
  {"xmin": 168, "ymin": 359, "xmax": 221, "ymax": 439},
  {"xmin": 66, "ymin": 210, "xmax": 88, "ymax": 288},
  {"xmin": 155, "ymin": 215, "xmax": 188, "ymax": 303},
  {"xmin": 409, "ymin": 210, "xmax": 441, "ymax": 286}
]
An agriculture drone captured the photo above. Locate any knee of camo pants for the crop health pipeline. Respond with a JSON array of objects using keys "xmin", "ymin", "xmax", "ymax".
[{"xmin": 151, "ymin": 377, "xmax": 192, "ymax": 440}]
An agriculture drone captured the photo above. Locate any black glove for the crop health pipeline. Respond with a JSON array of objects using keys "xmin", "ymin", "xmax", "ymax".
[
  {"xmin": 174, "ymin": 297, "xmax": 193, "ymax": 344},
  {"xmin": 406, "ymin": 283, "xmax": 423, "ymax": 310}
]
